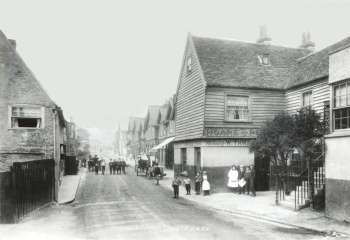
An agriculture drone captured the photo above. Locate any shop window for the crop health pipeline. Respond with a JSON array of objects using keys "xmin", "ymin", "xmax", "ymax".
[
  {"xmin": 334, "ymin": 108, "xmax": 350, "ymax": 130},
  {"xmin": 10, "ymin": 106, "xmax": 43, "ymax": 129},
  {"xmin": 225, "ymin": 95, "xmax": 249, "ymax": 121}
]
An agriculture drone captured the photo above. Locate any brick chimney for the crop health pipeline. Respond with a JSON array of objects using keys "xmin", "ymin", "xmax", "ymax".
[
  {"xmin": 300, "ymin": 32, "xmax": 315, "ymax": 51},
  {"xmin": 256, "ymin": 25, "xmax": 272, "ymax": 45}
]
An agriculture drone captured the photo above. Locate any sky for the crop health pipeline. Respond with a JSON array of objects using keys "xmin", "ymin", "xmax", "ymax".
[{"xmin": 1, "ymin": 0, "xmax": 350, "ymax": 133}]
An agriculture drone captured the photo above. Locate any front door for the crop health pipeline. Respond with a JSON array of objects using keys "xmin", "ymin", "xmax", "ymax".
[
  {"xmin": 194, "ymin": 147, "xmax": 201, "ymax": 174},
  {"xmin": 254, "ymin": 153, "xmax": 270, "ymax": 191}
]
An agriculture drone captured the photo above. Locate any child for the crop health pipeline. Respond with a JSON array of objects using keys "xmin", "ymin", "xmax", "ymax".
[
  {"xmin": 202, "ymin": 175, "xmax": 210, "ymax": 196},
  {"xmin": 172, "ymin": 175, "xmax": 181, "ymax": 198},
  {"xmin": 183, "ymin": 176, "xmax": 191, "ymax": 195}
]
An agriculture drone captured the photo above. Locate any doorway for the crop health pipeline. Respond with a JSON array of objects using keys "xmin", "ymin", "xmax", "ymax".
[
  {"xmin": 254, "ymin": 153, "xmax": 270, "ymax": 191},
  {"xmin": 194, "ymin": 147, "xmax": 201, "ymax": 175}
]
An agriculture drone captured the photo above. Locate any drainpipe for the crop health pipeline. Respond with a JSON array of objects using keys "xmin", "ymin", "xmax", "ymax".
[{"xmin": 52, "ymin": 108, "xmax": 58, "ymax": 201}]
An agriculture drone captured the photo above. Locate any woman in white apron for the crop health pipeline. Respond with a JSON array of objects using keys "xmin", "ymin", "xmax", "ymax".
[{"xmin": 227, "ymin": 165, "xmax": 239, "ymax": 193}]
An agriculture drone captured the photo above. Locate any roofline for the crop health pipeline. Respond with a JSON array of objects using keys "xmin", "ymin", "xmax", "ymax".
[
  {"xmin": 286, "ymin": 76, "xmax": 328, "ymax": 91},
  {"xmin": 191, "ymin": 33, "xmax": 310, "ymax": 52},
  {"xmin": 328, "ymin": 43, "xmax": 350, "ymax": 55},
  {"xmin": 297, "ymin": 36, "xmax": 350, "ymax": 62},
  {"xmin": 206, "ymin": 83, "xmax": 285, "ymax": 92},
  {"xmin": 207, "ymin": 76, "xmax": 329, "ymax": 92}
]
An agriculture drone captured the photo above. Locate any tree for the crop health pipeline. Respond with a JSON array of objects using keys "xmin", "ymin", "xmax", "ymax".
[
  {"xmin": 250, "ymin": 108, "xmax": 324, "ymax": 167},
  {"xmin": 250, "ymin": 112, "xmax": 295, "ymax": 167},
  {"xmin": 292, "ymin": 107, "xmax": 324, "ymax": 160}
]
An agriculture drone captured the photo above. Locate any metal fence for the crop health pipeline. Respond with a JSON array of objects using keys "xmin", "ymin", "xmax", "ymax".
[{"xmin": 0, "ymin": 159, "xmax": 55, "ymax": 223}]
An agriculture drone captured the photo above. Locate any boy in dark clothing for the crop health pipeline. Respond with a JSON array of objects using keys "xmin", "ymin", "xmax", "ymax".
[
  {"xmin": 195, "ymin": 172, "xmax": 202, "ymax": 195},
  {"xmin": 153, "ymin": 164, "xmax": 161, "ymax": 185},
  {"xmin": 172, "ymin": 175, "xmax": 181, "ymax": 198},
  {"xmin": 183, "ymin": 176, "xmax": 191, "ymax": 195},
  {"xmin": 249, "ymin": 165, "xmax": 256, "ymax": 196}
]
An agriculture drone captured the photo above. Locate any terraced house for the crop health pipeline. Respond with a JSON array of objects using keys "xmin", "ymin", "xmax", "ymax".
[{"xmin": 174, "ymin": 30, "xmax": 350, "ymax": 221}]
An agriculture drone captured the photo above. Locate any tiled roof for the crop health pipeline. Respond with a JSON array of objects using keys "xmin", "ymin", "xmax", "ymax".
[
  {"xmin": 289, "ymin": 36, "xmax": 350, "ymax": 88},
  {"xmin": 192, "ymin": 35, "xmax": 310, "ymax": 90},
  {"xmin": 146, "ymin": 105, "xmax": 160, "ymax": 126},
  {"xmin": 0, "ymin": 30, "xmax": 55, "ymax": 107},
  {"xmin": 160, "ymin": 104, "xmax": 170, "ymax": 123}
]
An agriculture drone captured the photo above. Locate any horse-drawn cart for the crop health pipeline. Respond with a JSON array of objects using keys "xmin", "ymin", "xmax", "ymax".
[{"xmin": 136, "ymin": 159, "xmax": 150, "ymax": 176}]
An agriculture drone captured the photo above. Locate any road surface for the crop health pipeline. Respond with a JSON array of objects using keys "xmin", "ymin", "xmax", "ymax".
[{"xmin": 1, "ymin": 167, "xmax": 334, "ymax": 240}]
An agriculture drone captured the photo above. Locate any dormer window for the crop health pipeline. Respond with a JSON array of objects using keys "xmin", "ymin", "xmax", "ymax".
[
  {"xmin": 186, "ymin": 56, "xmax": 192, "ymax": 73},
  {"xmin": 258, "ymin": 54, "xmax": 270, "ymax": 65}
]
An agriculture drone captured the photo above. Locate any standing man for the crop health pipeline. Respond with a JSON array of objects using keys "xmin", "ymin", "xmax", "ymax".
[
  {"xmin": 249, "ymin": 165, "xmax": 256, "ymax": 197},
  {"xmin": 109, "ymin": 159, "xmax": 113, "ymax": 175},
  {"xmin": 153, "ymin": 163, "xmax": 161, "ymax": 185},
  {"xmin": 195, "ymin": 171, "xmax": 202, "ymax": 195},
  {"xmin": 244, "ymin": 166, "xmax": 252, "ymax": 195},
  {"xmin": 172, "ymin": 175, "xmax": 181, "ymax": 198},
  {"xmin": 101, "ymin": 159, "xmax": 106, "ymax": 175}
]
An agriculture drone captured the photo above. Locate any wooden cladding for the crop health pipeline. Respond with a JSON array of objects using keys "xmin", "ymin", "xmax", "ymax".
[
  {"xmin": 175, "ymin": 42, "xmax": 205, "ymax": 141},
  {"xmin": 205, "ymin": 88, "xmax": 286, "ymax": 129},
  {"xmin": 286, "ymin": 79, "xmax": 330, "ymax": 117}
]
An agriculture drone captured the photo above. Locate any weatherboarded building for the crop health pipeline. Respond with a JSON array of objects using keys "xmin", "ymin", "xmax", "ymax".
[{"xmin": 174, "ymin": 33, "xmax": 314, "ymax": 191}]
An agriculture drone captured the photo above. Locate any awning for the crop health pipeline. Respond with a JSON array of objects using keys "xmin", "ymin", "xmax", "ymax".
[{"xmin": 151, "ymin": 136, "xmax": 175, "ymax": 152}]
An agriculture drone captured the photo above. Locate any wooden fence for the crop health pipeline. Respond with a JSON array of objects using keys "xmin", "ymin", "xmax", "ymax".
[
  {"xmin": 64, "ymin": 156, "xmax": 78, "ymax": 175},
  {"xmin": 0, "ymin": 159, "xmax": 55, "ymax": 223}
]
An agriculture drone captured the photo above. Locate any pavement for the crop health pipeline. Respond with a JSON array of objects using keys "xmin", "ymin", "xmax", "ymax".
[
  {"xmin": 0, "ymin": 167, "xmax": 335, "ymax": 240},
  {"xmin": 160, "ymin": 169, "xmax": 350, "ymax": 238},
  {"xmin": 58, "ymin": 167, "xmax": 87, "ymax": 204}
]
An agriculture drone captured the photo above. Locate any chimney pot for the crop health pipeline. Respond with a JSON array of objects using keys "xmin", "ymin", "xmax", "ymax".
[
  {"xmin": 300, "ymin": 32, "xmax": 315, "ymax": 51},
  {"xmin": 257, "ymin": 25, "xmax": 272, "ymax": 45}
]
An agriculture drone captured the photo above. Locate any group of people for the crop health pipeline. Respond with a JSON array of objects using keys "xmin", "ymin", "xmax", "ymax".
[
  {"xmin": 227, "ymin": 165, "xmax": 255, "ymax": 196},
  {"xmin": 87, "ymin": 155, "xmax": 126, "ymax": 175},
  {"xmin": 172, "ymin": 171, "xmax": 211, "ymax": 198}
]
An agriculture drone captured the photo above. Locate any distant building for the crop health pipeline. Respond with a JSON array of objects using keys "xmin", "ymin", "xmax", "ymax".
[
  {"xmin": 126, "ymin": 117, "xmax": 144, "ymax": 159},
  {"xmin": 143, "ymin": 106, "xmax": 161, "ymax": 157},
  {"xmin": 76, "ymin": 127, "xmax": 90, "ymax": 160},
  {"xmin": 151, "ymin": 96, "xmax": 176, "ymax": 168},
  {"xmin": 114, "ymin": 125, "xmax": 127, "ymax": 158}
]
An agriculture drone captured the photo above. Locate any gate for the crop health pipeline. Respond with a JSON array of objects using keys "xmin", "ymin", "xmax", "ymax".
[
  {"xmin": 64, "ymin": 156, "xmax": 78, "ymax": 175},
  {"xmin": 0, "ymin": 159, "xmax": 55, "ymax": 223}
]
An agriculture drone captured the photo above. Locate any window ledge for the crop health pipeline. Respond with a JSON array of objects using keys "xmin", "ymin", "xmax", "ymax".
[
  {"xmin": 325, "ymin": 129, "xmax": 350, "ymax": 138},
  {"xmin": 8, "ymin": 128, "xmax": 43, "ymax": 130},
  {"xmin": 224, "ymin": 120, "xmax": 253, "ymax": 123}
]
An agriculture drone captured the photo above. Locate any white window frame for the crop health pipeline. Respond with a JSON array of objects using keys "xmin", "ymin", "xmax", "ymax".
[
  {"xmin": 8, "ymin": 105, "xmax": 45, "ymax": 129},
  {"xmin": 224, "ymin": 94, "xmax": 251, "ymax": 122},
  {"xmin": 332, "ymin": 79, "xmax": 350, "ymax": 131},
  {"xmin": 301, "ymin": 90, "xmax": 313, "ymax": 108},
  {"xmin": 258, "ymin": 54, "xmax": 270, "ymax": 66}
]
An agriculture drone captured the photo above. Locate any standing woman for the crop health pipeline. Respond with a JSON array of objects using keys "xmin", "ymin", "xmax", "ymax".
[{"xmin": 227, "ymin": 165, "xmax": 239, "ymax": 193}]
